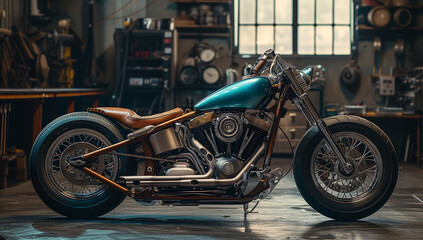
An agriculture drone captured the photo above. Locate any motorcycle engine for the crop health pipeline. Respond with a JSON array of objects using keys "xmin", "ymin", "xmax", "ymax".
[
  {"xmin": 188, "ymin": 111, "xmax": 269, "ymax": 178},
  {"xmin": 149, "ymin": 127, "xmax": 203, "ymax": 176},
  {"xmin": 149, "ymin": 112, "xmax": 269, "ymax": 179}
]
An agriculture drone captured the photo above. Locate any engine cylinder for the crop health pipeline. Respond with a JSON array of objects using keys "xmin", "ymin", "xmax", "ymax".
[
  {"xmin": 189, "ymin": 112, "xmax": 269, "ymax": 161},
  {"xmin": 149, "ymin": 127, "xmax": 184, "ymax": 155}
]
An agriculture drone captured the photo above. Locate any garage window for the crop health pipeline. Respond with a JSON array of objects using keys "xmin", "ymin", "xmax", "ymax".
[{"xmin": 234, "ymin": 0, "xmax": 352, "ymax": 56}]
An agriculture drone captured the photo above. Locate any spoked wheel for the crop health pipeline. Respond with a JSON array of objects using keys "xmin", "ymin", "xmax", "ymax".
[
  {"xmin": 294, "ymin": 115, "xmax": 398, "ymax": 220},
  {"xmin": 311, "ymin": 132, "xmax": 382, "ymax": 203},
  {"xmin": 30, "ymin": 112, "xmax": 135, "ymax": 218},
  {"xmin": 45, "ymin": 129, "xmax": 118, "ymax": 200}
]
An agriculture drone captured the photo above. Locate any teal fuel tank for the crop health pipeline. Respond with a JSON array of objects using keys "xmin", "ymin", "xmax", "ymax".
[{"xmin": 195, "ymin": 77, "xmax": 271, "ymax": 111}]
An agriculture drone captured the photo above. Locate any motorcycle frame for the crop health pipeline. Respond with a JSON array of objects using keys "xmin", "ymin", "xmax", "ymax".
[{"xmin": 75, "ymin": 83, "xmax": 290, "ymax": 200}]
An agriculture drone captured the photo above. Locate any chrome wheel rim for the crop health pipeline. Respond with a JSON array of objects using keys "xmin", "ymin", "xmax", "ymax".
[
  {"xmin": 45, "ymin": 129, "xmax": 118, "ymax": 200},
  {"xmin": 311, "ymin": 132, "xmax": 382, "ymax": 202}
]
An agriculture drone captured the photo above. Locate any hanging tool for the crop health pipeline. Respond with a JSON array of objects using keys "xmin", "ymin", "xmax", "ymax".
[{"xmin": 373, "ymin": 37, "xmax": 382, "ymax": 76}]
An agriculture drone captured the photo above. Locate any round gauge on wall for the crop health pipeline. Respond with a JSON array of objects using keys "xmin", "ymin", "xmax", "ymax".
[
  {"xmin": 199, "ymin": 49, "xmax": 216, "ymax": 63},
  {"xmin": 202, "ymin": 65, "xmax": 221, "ymax": 85},
  {"xmin": 180, "ymin": 66, "xmax": 199, "ymax": 85}
]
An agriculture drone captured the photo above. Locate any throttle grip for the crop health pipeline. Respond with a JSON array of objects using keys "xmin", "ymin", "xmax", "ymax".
[
  {"xmin": 251, "ymin": 49, "xmax": 275, "ymax": 75},
  {"xmin": 251, "ymin": 60, "xmax": 266, "ymax": 74}
]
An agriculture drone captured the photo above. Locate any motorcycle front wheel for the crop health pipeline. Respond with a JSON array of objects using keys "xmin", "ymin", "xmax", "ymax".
[
  {"xmin": 294, "ymin": 115, "xmax": 398, "ymax": 221},
  {"xmin": 30, "ymin": 112, "xmax": 135, "ymax": 218}
]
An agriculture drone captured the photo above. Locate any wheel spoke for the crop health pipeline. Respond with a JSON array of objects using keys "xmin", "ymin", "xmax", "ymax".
[
  {"xmin": 349, "ymin": 141, "xmax": 362, "ymax": 155},
  {"xmin": 311, "ymin": 131, "xmax": 382, "ymax": 202},
  {"xmin": 46, "ymin": 129, "xmax": 119, "ymax": 200},
  {"xmin": 358, "ymin": 165, "xmax": 376, "ymax": 175}
]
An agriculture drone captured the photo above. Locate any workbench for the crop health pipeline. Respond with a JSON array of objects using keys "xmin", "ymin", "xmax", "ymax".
[
  {"xmin": 359, "ymin": 111, "xmax": 422, "ymax": 166},
  {"xmin": 0, "ymin": 88, "xmax": 107, "ymax": 187}
]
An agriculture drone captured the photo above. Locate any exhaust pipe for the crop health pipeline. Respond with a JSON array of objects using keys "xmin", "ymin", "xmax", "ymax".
[
  {"xmin": 122, "ymin": 138, "xmax": 216, "ymax": 182},
  {"xmin": 122, "ymin": 143, "xmax": 266, "ymax": 187},
  {"xmin": 122, "ymin": 164, "xmax": 216, "ymax": 182}
]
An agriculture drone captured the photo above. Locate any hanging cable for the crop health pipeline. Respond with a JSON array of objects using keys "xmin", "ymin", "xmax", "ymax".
[
  {"xmin": 94, "ymin": 0, "xmax": 159, "ymax": 26},
  {"xmin": 278, "ymin": 125, "xmax": 294, "ymax": 179},
  {"xmin": 95, "ymin": 0, "xmax": 135, "ymax": 25},
  {"xmin": 244, "ymin": 120, "xmax": 295, "ymax": 216}
]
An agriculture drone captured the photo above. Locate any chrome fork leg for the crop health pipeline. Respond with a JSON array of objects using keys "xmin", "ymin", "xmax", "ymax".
[
  {"xmin": 295, "ymin": 95, "xmax": 353, "ymax": 172},
  {"xmin": 315, "ymin": 120, "xmax": 353, "ymax": 172}
]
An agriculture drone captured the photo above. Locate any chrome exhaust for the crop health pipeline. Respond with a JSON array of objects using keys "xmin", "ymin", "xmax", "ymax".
[
  {"xmin": 123, "ymin": 164, "xmax": 216, "ymax": 182},
  {"xmin": 122, "ymin": 143, "xmax": 266, "ymax": 187},
  {"xmin": 122, "ymin": 138, "xmax": 216, "ymax": 182}
]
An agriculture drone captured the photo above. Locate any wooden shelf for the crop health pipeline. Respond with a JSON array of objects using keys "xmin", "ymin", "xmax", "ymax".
[
  {"xmin": 171, "ymin": 0, "xmax": 231, "ymax": 3},
  {"xmin": 178, "ymin": 32, "xmax": 230, "ymax": 38},
  {"xmin": 357, "ymin": 24, "xmax": 423, "ymax": 31},
  {"xmin": 175, "ymin": 23, "xmax": 230, "ymax": 29},
  {"xmin": 175, "ymin": 23, "xmax": 230, "ymax": 35},
  {"xmin": 370, "ymin": 73, "xmax": 406, "ymax": 78},
  {"xmin": 359, "ymin": 4, "xmax": 423, "ymax": 9},
  {"xmin": 356, "ymin": 24, "xmax": 423, "ymax": 39}
]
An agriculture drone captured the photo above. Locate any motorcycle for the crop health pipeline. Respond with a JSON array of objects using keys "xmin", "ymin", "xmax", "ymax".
[{"xmin": 30, "ymin": 49, "xmax": 398, "ymax": 220}]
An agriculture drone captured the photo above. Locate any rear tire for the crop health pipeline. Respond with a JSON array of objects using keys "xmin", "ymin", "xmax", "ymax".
[
  {"xmin": 294, "ymin": 115, "xmax": 398, "ymax": 220},
  {"xmin": 30, "ymin": 112, "xmax": 134, "ymax": 218}
]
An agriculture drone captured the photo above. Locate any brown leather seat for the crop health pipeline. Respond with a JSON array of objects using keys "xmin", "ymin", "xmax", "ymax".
[{"xmin": 87, "ymin": 107, "xmax": 184, "ymax": 129}]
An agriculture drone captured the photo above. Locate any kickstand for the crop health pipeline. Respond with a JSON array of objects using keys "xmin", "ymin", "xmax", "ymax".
[{"xmin": 243, "ymin": 201, "xmax": 260, "ymax": 215}]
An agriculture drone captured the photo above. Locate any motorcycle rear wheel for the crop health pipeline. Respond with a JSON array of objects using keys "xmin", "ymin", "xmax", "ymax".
[
  {"xmin": 294, "ymin": 115, "xmax": 398, "ymax": 221},
  {"xmin": 30, "ymin": 112, "xmax": 134, "ymax": 218}
]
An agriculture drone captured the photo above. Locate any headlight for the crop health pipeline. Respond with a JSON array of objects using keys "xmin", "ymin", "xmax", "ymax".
[
  {"xmin": 300, "ymin": 66, "xmax": 313, "ymax": 86},
  {"xmin": 295, "ymin": 66, "xmax": 313, "ymax": 93}
]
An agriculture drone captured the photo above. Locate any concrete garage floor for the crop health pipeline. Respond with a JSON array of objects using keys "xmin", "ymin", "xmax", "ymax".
[{"xmin": 0, "ymin": 158, "xmax": 422, "ymax": 240}]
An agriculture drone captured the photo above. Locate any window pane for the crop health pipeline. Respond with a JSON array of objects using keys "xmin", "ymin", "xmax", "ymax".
[
  {"xmin": 240, "ymin": 0, "xmax": 256, "ymax": 24},
  {"xmin": 298, "ymin": 0, "xmax": 315, "ymax": 24},
  {"xmin": 276, "ymin": 0, "xmax": 292, "ymax": 24},
  {"xmin": 258, "ymin": 0, "xmax": 274, "ymax": 24},
  {"xmin": 316, "ymin": 26, "xmax": 332, "ymax": 54},
  {"xmin": 239, "ymin": 26, "xmax": 256, "ymax": 54},
  {"xmin": 316, "ymin": 0, "xmax": 332, "ymax": 24},
  {"xmin": 236, "ymin": 0, "xmax": 351, "ymax": 55},
  {"xmin": 334, "ymin": 26, "xmax": 350, "ymax": 55},
  {"xmin": 234, "ymin": 0, "xmax": 239, "ymax": 46},
  {"xmin": 275, "ymin": 26, "xmax": 292, "ymax": 54},
  {"xmin": 257, "ymin": 26, "xmax": 274, "ymax": 53},
  {"xmin": 298, "ymin": 26, "xmax": 314, "ymax": 54},
  {"xmin": 334, "ymin": 0, "xmax": 350, "ymax": 24}
]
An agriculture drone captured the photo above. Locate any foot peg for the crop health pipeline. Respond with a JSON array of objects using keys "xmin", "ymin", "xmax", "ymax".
[
  {"xmin": 258, "ymin": 168, "xmax": 284, "ymax": 199},
  {"xmin": 241, "ymin": 167, "xmax": 284, "ymax": 198}
]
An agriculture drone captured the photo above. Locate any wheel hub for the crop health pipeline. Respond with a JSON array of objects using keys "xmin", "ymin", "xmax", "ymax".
[
  {"xmin": 61, "ymin": 142, "xmax": 104, "ymax": 185},
  {"xmin": 338, "ymin": 160, "xmax": 355, "ymax": 177},
  {"xmin": 331, "ymin": 144, "xmax": 362, "ymax": 180},
  {"xmin": 318, "ymin": 142, "xmax": 370, "ymax": 193}
]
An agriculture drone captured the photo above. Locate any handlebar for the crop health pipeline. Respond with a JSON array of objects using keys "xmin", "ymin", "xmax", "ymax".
[
  {"xmin": 250, "ymin": 49, "xmax": 275, "ymax": 75},
  {"xmin": 251, "ymin": 59, "xmax": 266, "ymax": 75},
  {"xmin": 251, "ymin": 49, "xmax": 293, "ymax": 78}
]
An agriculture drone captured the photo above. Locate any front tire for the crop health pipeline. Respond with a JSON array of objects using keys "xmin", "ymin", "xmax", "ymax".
[
  {"xmin": 30, "ymin": 112, "xmax": 134, "ymax": 218},
  {"xmin": 294, "ymin": 115, "xmax": 398, "ymax": 220}
]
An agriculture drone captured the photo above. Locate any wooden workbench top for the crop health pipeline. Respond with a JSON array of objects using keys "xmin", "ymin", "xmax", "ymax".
[
  {"xmin": 0, "ymin": 88, "xmax": 107, "ymax": 100},
  {"xmin": 360, "ymin": 111, "xmax": 422, "ymax": 119}
]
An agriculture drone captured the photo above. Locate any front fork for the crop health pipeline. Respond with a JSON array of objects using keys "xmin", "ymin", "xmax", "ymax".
[
  {"xmin": 281, "ymin": 66, "xmax": 353, "ymax": 173},
  {"xmin": 294, "ymin": 94, "xmax": 353, "ymax": 173}
]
